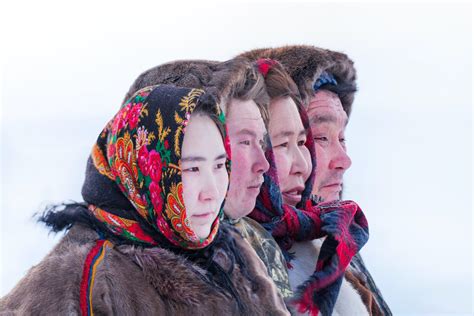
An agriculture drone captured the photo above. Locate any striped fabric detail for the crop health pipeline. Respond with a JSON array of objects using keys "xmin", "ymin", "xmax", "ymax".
[{"xmin": 80, "ymin": 239, "xmax": 112, "ymax": 316}]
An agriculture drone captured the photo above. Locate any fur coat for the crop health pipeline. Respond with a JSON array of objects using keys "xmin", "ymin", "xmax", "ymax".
[
  {"xmin": 121, "ymin": 57, "xmax": 389, "ymax": 315},
  {"xmin": 0, "ymin": 224, "xmax": 289, "ymax": 315}
]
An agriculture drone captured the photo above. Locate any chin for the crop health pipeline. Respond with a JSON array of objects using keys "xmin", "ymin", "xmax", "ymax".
[
  {"xmin": 224, "ymin": 199, "xmax": 254, "ymax": 220},
  {"xmin": 317, "ymin": 189, "xmax": 341, "ymax": 202},
  {"xmin": 282, "ymin": 198, "xmax": 298, "ymax": 207},
  {"xmin": 323, "ymin": 193, "xmax": 341, "ymax": 202},
  {"xmin": 195, "ymin": 228, "xmax": 212, "ymax": 240}
]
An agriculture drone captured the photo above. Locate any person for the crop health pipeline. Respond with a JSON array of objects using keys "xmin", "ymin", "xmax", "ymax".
[
  {"xmin": 124, "ymin": 58, "xmax": 293, "ymax": 297},
  {"xmin": 240, "ymin": 45, "xmax": 354, "ymax": 201},
  {"xmin": 240, "ymin": 46, "xmax": 391, "ymax": 314},
  {"xmin": 0, "ymin": 84, "xmax": 289, "ymax": 315},
  {"xmin": 246, "ymin": 59, "xmax": 373, "ymax": 316}
]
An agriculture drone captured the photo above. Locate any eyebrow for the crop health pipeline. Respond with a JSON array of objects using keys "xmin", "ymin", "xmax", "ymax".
[
  {"xmin": 181, "ymin": 153, "xmax": 227, "ymax": 163},
  {"xmin": 310, "ymin": 114, "xmax": 348, "ymax": 127},
  {"xmin": 237, "ymin": 128, "xmax": 268, "ymax": 139},
  {"xmin": 237, "ymin": 129, "xmax": 257, "ymax": 137},
  {"xmin": 273, "ymin": 129, "xmax": 306, "ymax": 138}
]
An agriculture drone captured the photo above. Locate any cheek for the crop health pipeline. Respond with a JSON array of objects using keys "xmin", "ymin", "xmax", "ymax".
[
  {"xmin": 217, "ymin": 172, "xmax": 229, "ymax": 200},
  {"xmin": 315, "ymin": 145, "xmax": 329, "ymax": 172},
  {"xmin": 273, "ymin": 151, "xmax": 291, "ymax": 184},
  {"xmin": 182, "ymin": 177, "xmax": 198, "ymax": 215},
  {"xmin": 301, "ymin": 147, "xmax": 312, "ymax": 180},
  {"xmin": 228, "ymin": 148, "xmax": 249, "ymax": 180}
]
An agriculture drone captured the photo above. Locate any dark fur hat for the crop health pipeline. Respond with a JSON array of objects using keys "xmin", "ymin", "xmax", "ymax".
[
  {"xmin": 239, "ymin": 45, "xmax": 357, "ymax": 117},
  {"xmin": 123, "ymin": 58, "xmax": 263, "ymax": 110}
]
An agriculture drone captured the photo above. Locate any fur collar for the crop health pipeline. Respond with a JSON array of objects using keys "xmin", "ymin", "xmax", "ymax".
[{"xmin": 116, "ymin": 245, "xmax": 229, "ymax": 306}]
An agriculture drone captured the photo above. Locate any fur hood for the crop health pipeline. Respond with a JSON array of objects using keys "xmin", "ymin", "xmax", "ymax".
[
  {"xmin": 123, "ymin": 58, "xmax": 259, "ymax": 113},
  {"xmin": 124, "ymin": 59, "xmax": 218, "ymax": 103},
  {"xmin": 0, "ymin": 224, "xmax": 289, "ymax": 315},
  {"xmin": 238, "ymin": 45, "xmax": 357, "ymax": 117}
]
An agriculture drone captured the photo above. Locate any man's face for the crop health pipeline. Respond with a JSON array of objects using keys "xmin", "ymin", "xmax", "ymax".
[
  {"xmin": 223, "ymin": 99, "xmax": 270, "ymax": 219},
  {"xmin": 308, "ymin": 90, "xmax": 352, "ymax": 202}
]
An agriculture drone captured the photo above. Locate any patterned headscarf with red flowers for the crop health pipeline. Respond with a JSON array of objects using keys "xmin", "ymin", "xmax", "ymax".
[
  {"xmin": 250, "ymin": 59, "xmax": 370, "ymax": 316},
  {"xmin": 83, "ymin": 84, "xmax": 230, "ymax": 250}
]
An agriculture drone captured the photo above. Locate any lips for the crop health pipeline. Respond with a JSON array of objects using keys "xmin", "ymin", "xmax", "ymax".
[
  {"xmin": 282, "ymin": 186, "xmax": 305, "ymax": 205},
  {"xmin": 190, "ymin": 211, "xmax": 216, "ymax": 223},
  {"xmin": 247, "ymin": 180, "xmax": 264, "ymax": 193},
  {"xmin": 192, "ymin": 212, "xmax": 213, "ymax": 218}
]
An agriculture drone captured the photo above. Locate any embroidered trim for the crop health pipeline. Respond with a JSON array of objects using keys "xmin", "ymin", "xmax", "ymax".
[{"xmin": 80, "ymin": 239, "xmax": 113, "ymax": 316}]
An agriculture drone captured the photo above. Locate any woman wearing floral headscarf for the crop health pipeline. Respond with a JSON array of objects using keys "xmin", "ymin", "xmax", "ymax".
[{"xmin": 0, "ymin": 84, "xmax": 288, "ymax": 315}]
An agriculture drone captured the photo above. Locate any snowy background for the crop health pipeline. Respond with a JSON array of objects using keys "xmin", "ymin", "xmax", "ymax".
[{"xmin": 1, "ymin": 1, "xmax": 472, "ymax": 314}]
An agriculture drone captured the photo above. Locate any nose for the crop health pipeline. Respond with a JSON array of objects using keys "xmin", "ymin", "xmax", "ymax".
[
  {"xmin": 199, "ymin": 174, "xmax": 219, "ymax": 201},
  {"xmin": 328, "ymin": 144, "xmax": 352, "ymax": 171},
  {"xmin": 290, "ymin": 145, "xmax": 309, "ymax": 176},
  {"xmin": 251, "ymin": 146, "xmax": 270, "ymax": 174}
]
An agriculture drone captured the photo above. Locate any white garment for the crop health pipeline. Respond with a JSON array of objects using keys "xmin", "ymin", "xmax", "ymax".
[{"xmin": 288, "ymin": 238, "xmax": 369, "ymax": 316}]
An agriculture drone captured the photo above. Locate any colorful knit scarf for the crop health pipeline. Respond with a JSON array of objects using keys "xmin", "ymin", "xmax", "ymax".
[
  {"xmin": 251, "ymin": 59, "xmax": 370, "ymax": 316},
  {"xmin": 83, "ymin": 84, "xmax": 230, "ymax": 250}
]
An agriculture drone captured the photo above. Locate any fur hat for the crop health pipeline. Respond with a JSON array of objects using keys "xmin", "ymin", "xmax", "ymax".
[
  {"xmin": 123, "ymin": 58, "xmax": 265, "ymax": 114},
  {"xmin": 239, "ymin": 45, "xmax": 357, "ymax": 117}
]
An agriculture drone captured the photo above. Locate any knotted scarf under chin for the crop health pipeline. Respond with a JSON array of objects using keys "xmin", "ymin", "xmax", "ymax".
[{"xmin": 250, "ymin": 164, "xmax": 369, "ymax": 316}]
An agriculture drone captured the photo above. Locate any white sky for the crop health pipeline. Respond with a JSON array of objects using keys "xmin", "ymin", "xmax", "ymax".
[{"xmin": 1, "ymin": 1, "xmax": 472, "ymax": 314}]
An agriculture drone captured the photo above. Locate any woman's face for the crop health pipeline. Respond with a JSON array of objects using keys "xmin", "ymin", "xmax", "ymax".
[
  {"xmin": 269, "ymin": 97, "xmax": 312, "ymax": 206},
  {"xmin": 181, "ymin": 114, "xmax": 229, "ymax": 239}
]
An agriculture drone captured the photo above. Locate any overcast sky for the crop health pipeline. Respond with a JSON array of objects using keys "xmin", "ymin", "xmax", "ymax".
[{"xmin": 1, "ymin": 1, "xmax": 472, "ymax": 314}]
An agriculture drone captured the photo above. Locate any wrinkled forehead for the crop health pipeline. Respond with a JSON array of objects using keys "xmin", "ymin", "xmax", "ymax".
[{"xmin": 307, "ymin": 90, "xmax": 347, "ymax": 127}]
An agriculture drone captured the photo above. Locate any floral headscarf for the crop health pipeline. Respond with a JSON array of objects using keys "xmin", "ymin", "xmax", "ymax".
[
  {"xmin": 250, "ymin": 59, "xmax": 369, "ymax": 316},
  {"xmin": 83, "ymin": 84, "xmax": 230, "ymax": 250}
]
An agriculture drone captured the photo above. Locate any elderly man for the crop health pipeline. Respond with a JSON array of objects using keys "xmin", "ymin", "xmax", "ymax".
[{"xmin": 241, "ymin": 45, "xmax": 391, "ymax": 314}]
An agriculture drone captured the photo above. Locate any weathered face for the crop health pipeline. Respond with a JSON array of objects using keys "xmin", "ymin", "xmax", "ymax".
[
  {"xmin": 181, "ymin": 114, "xmax": 229, "ymax": 239},
  {"xmin": 223, "ymin": 99, "xmax": 269, "ymax": 219},
  {"xmin": 268, "ymin": 97, "xmax": 311, "ymax": 206},
  {"xmin": 308, "ymin": 90, "xmax": 352, "ymax": 202}
]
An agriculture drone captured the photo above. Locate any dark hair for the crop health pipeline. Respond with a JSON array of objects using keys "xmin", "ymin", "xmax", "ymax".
[
  {"xmin": 210, "ymin": 58, "xmax": 270, "ymax": 126},
  {"xmin": 263, "ymin": 61, "xmax": 304, "ymax": 111}
]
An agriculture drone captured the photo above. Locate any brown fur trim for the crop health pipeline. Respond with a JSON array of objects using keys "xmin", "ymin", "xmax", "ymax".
[
  {"xmin": 238, "ymin": 45, "xmax": 357, "ymax": 117},
  {"xmin": 1, "ymin": 225, "xmax": 289, "ymax": 315},
  {"xmin": 345, "ymin": 270, "xmax": 384, "ymax": 316},
  {"xmin": 123, "ymin": 59, "xmax": 219, "ymax": 104},
  {"xmin": 116, "ymin": 245, "xmax": 227, "ymax": 306},
  {"xmin": 123, "ymin": 58, "xmax": 259, "ymax": 116}
]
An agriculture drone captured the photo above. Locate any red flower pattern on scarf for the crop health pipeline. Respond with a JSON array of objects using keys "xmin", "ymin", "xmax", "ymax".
[
  {"xmin": 89, "ymin": 85, "xmax": 230, "ymax": 250},
  {"xmin": 127, "ymin": 102, "xmax": 143, "ymax": 129}
]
